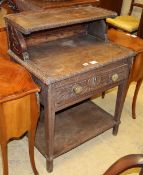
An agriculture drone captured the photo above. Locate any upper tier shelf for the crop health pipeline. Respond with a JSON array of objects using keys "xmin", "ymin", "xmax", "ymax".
[{"xmin": 5, "ymin": 6, "xmax": 116, "ymax": 34}]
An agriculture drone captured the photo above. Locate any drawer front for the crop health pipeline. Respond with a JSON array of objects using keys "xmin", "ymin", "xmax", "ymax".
[{"xmin": 54, "ymin": 64, "xmax": 129, "ymax": 110}]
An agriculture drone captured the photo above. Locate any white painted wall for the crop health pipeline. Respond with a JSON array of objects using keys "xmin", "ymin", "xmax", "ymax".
[{"xmin": 121, "ymin": 0, "xmax": 142, "ymax": 18}]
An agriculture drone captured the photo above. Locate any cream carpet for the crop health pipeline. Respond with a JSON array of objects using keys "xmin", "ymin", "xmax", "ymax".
[{"xmin": 0, "ymin": 83, "xmax": 143, "ymax": 175}]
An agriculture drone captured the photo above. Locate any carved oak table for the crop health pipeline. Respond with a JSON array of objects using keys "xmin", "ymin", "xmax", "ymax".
[{"xmin": 5, "ymin": 6, "xmax": 135, "ymax": 172}]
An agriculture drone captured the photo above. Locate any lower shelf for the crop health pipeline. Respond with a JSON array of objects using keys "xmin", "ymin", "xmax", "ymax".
[{"xmin": 35, "ymin": 100, "xmax": 116, "ymax": 158}]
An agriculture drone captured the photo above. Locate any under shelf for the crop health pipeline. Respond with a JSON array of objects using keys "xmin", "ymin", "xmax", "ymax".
[{"xmin": 35, "ymin": 100, "xmax": 116, "ymax": 158}]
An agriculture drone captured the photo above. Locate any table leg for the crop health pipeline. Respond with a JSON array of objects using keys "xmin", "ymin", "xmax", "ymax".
[
  {"xmin": 0, "ymin": 105, "xmax": 8, "ymax": 175},
  {"xmin": 113, "ymin": 80, "xmax": 127, "ymax": 135},
  {"xmin": 44, "ymin": 87, "xmax": 55, "ymax": 173},
  {"xmin": 1, "ymin": 142, "xmax": 8, "ymax": 175},
  {"xmin": 132, "ymin": 79, "xmax": 142, "ymax": 119},
  {"xmin": 28, "ymin": 94, "xmax": 39, "ymax": 175}
]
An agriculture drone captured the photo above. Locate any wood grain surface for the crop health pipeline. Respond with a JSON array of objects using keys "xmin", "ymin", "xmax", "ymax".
[
  {"xmin": 0, "ymin": 58, "xmax": 40, "ymax": 103},
  {"xmin": 5, "ymin": 6, "xmax": 116, "ymax": 34}
]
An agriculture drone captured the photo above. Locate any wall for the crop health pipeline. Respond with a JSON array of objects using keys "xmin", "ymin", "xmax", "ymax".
[{"xmin": 121, "ymin": 0, "xmax": 142, "ymax": 18}]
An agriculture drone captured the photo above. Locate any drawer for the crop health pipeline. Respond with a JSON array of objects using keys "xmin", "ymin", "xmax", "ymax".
[{"xmin": 54, "ymin": 64, "xmax": 129, "ymax": 110}]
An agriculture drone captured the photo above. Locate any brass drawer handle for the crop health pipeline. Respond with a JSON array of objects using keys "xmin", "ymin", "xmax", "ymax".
[
  {"xmin": 112, "ymin": 73, "xmax": 119, "ymax": 82},
  {"xmin": 73, "ymin": 85, "xmax": 83, "ymax": 94}
]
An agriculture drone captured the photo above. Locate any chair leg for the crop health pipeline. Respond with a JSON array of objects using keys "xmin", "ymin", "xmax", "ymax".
[
  {"xmin": 1, "ymin": 142, "xmax": 8, "ymax": 175},
  {"xmin": 139, "ymin": 168, "xmax": 143, "ymax": 175},
  {"xmin": 28, "ymin": 94, "xmax": 39, "ymax": 175},
  {"xmin": 102, "ymin": 91, "xmax": 105, "ymax": 98},
  {"xmin": 132, "ymin": 80, "xmax": 142, "ymax": 119}
]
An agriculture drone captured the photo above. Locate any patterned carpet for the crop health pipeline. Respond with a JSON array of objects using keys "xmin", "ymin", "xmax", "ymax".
[{"xmin": 0, "ymin": 82, "xmax": 143, "ymax": 175}]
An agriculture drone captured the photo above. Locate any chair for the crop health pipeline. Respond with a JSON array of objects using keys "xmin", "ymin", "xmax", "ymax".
[
  {"xmin": 103, "ymin": 154, "xmax": 143, "ymax": 175},
  {"xmin": 0, "ymin": 57, "xmax": 40, "ymax": 175},
  {"xmin": 138, "ymin": 9, "xmax": 143, "ymax": 38},
  {"xmin": 106, "ymin": 0, "xmax": 143, "ymax": 37}
]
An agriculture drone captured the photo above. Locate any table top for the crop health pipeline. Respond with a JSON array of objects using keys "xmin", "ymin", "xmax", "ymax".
[
  {"xmin": 107, "ymin": 28, "xmax": 143, "ymax": 84},
  {"xmin": 108, "ymin": 29, "xmax": 143, "ymax": 53},
  {"xmin": 9, "ymin": 34, "xmax": 135, "ymax": 85},
  {"xmin": 0, "ymin": 58, "xmax": 40, "ymax": 103},
  {"xmin": 5, "ymin": 6, "xmax": 116, "ymax": 34}
]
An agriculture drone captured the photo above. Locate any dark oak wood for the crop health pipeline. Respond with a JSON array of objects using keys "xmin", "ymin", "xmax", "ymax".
[
  {"xmin": 35, "ymin": 101, "xmax": 116, "ymax": 157},
  {"xmin": 5, "ymin": 6, "xmax": 116, "ymax": 34},
  {"xmin": 5, "ymin": 6, "xmax": 116, "ymax": 61},
  {"xmin": 5, "ymin": 6, "xmax": 135, "ymax": 172},
  {"xmin": 103, "ymin": 154, "xmax": 143, "ymax": 175}
]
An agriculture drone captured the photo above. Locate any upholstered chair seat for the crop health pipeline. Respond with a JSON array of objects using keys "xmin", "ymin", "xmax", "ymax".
[{"xmin": 106, "ymin": 15, "xmax": 140, "ymax": 33}]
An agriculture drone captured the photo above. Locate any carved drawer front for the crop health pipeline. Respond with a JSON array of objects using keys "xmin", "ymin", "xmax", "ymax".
[{"xmin": 54, "ymin": 64, "xmax": 129, "ymax": 110}]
